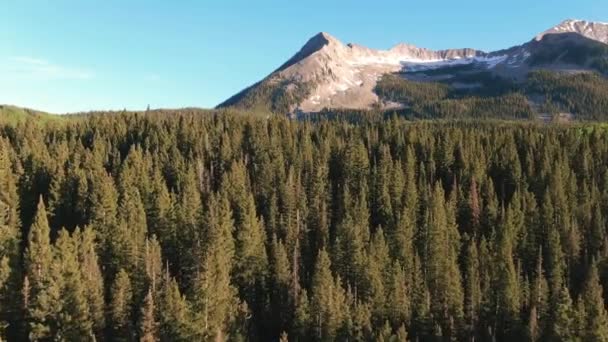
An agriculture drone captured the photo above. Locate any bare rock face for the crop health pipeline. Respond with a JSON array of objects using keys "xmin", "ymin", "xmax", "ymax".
[
  {"xmin": 275, "ymin": 32, "xmax": 479, "ymax": 112},
  {"xmin": 219, "ymin": 20, "xmax": 608, "ymax": 114},
  {"xmin": 536, "ymin": 19, "xmax": 608, "ymax": 44},
  {"xmin": 220, "ymin": 32, "xmax": 490, "ymax": 113}
]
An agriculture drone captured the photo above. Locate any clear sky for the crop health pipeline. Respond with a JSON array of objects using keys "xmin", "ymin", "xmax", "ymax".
[{"xmin": 1, "ymin": 0, "xmax": 606, "ymax": 113}]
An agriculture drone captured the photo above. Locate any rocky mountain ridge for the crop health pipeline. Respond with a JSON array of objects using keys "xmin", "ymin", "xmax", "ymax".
[{"xmin": 219, "ymin": 19, "xmax": 608, "ymax": 114}]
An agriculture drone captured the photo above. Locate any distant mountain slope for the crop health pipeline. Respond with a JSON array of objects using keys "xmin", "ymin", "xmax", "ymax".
[
  {"xmin": 218, "ymin": 32, "xmax": 490, "ymax": 114},
  {"xmin": 0, "ymin": 105, "xmax": 61, "ymax": 124},
  {"xmin": 218, "ymin": 19, "xmax": 608, "ymax": 118},
  {"xmin": 536, "ymin": 19, "xmax": 608, "ymax": 44}
]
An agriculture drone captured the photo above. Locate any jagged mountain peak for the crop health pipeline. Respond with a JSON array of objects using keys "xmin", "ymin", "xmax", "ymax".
[
  {"xmin": 316, "ymin": 31, "xmax": 341, "ymax": 42},
  {"xmin": 220, "ymin": 19, "xmax": 608, "ymax": 115},
  {"xmin": 536, "ymin": 19, "xmax": 608, "ymax": 44},
  {"xmin": 276, "ymin": 32, "xmax": 345, "ymax": 72},
  {"xmin": 390, "ymin": 42, "xmax": 418, "ymax": 50},
  {"xmin": 558, "ymin": 18, "xmax": 608, "ymax": 27},
  {"xmin": 302, "ymin": 32, "xmax": 343, "ymax": 50},
  {"xmin": 284, "ymin": 32, "xmax": 487, "ymax": 70}
]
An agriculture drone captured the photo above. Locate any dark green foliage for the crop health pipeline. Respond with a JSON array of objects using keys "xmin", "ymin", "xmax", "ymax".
[
  {"xmin": 527, "ymin": 70, "xmax": 608, "ymax": 120},
  {"xmin": 449, "ymin": 71, "xmax": 518, "ymax": 97},
  {"xmin": 139, "ymin": 289, "xmax": 159, "ymax": 342},
  {"xmin": 191, "ymin": 192, "xmax": 240, "ymax": 340},
  {"xmin": 550, "ymin": 286, "xmax": 576, "ymax": 341},
  {"xmin": 55, "ymin": 229, "xmax": 94, "ymax": 341},
  {"xmin": 580, "ymin": 262, "xmax": 608, "ymax": 341},
  {"xmin": 592, "ymin": 57, "xmax": 608, "ymax": 74},
  {"xmin": 376, "ymin": 66, "xmax": 608, "ymax": 120},
  {"xmin": 419, "ymin": 93, "xmax": 535, "ymax": 119},
  {"xmin": 310, "ymin": 249, "xmax": 347, "ymax": 340},
  {"xmin": 375, "ymin": 74, "xmax": 534, "ymax": 119},
  {"xmin": 159, "ymin": 277, "xmax": 192, "ymax": 341},
  {"xmin": 111, "ymin": 269, "xmax": 134, "ymax": 341},
  {"xmin": 24, "ymin": 198, "xmax": 59, "ymax": 340},
  {"xmin": 375, "ymin": 74, "xmax": 450, "ymax": 104},
  {"xmin": 0, "ymin": 111, "xmax": 607, "ymax": 340},
  {"xmin": 528, "ymin": 33, "xmax": 608, "ymax": 67},
  {"xmin": 0, "ymin": 138, "xmax": 21, "ymax": 340}
]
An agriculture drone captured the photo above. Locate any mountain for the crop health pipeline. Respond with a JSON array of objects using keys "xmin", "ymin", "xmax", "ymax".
[
  {"xmin": 218, "ymin": 19, "xmax": 608, "ymax": 116},
  {"xmin": 0, "ymin": 104, "xmax": 62, "ymax": 124},
  {"xmin": 536, "ymin": 19, "xmax": 608, "ymax": 44}
]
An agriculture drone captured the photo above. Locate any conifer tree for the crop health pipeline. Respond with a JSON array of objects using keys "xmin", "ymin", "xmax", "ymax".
[
  {"xmin": 494, "ymin": 207, "xmax": 521, "ymax": 338},
  {"xmin": 334, "ymin": 186, "xmax": 369, "ymax": 291},
  {"xmin": 392, "ymin": 201, "xmax": 415, "ymax": 276},
  {"xmin": 343, "ymin": 139, "xmax": 370, "ymax": 198},
  {"xmin": 410, "ymin": 253, "xmax": 430, "ymax": 339},
  {"xmin": 425, "ymin": 184, "xmax": 463, "ymax": 336},
  {"xmin": 376, "ymin": 320, "xmax": 393, "ymax": 341},
  {"xmin": 24, "ymin": 198, "xmax": 60, "ymax": 340},
  {"xmin": 147, "ymin": 168, "xmax": 173, "ymax": 257},
  {"xmin": 174, "ymin": 167, "xmax": 203, "ymax": 285},
  {"xmin": 233, "ymin": 192, "xmax": 268, "ymax": 311},
  {"xmin": 366, "ymin": 228, "xmax": 390, "ymax": 319},
  {"xmin": 160, "ymin": 277, "xmax": 192, "ymax": 341},
  {"xmin": 481, "ymin": 177, "xmax": 499, "ymax": 237},
  {"xmin": 293, "ymin": 288, "xmax": 311, "ymax": 340},
  {"xmin": 372, "ymin": 145, "xmax": 395, "ymax": 231},
  {"xmin": 307, "ymin": 151, "xmax": 330, "ymax": 260},
  {"xmin": 581, "ymin": 262, "xmax": 608, "ymax": 341},
  {"xmin": 528, "ymin": 250, "xmax": 549, "ymax": 341},
  {"xmin": 550, "ymin": 285, "xmax": 576, "ymax": 341},
  {"xmin": 386, "ymin": 262, "xmax": 410, "ymax": 328},
  {"xmin": 76, "ymin": 227, "xmax": 105, "ymax": 338},
  {"xmin": 269, "ymin": 236, "xmax": 292, "ymax": 336},
  {"xmin": 546, "ymin": 226, "xmax": 565, "ymax": 304},
  {"xmin": 87, "ymin": 167, "xmax": 119, "ymax": 246},
  {"xmin": 464, "ymin": 239, "xmax": 481, "ymax": 339},
  {"xmin": 589, "ymin": 205, "xmax": 605, "ymax": 258},
  {"xmin": 24, "ymin": 198, "xmax": 52, "ymax": 288},
  {"xmin": 55, "ymin": 229, "xmax": 94, "ymax": 341},
  {"xmin": 111, "ymin": 269, "xmax": 134, "ymax": 341},
  {"xmin": 311, "ymin": 249, "xmax": 346, "ymax": 341},
  {"xmin": 396, "ymin": 324, "xmax": 408, "ymax": 342},
  {"xmin": 0, "ymin": 138, "xmax": 20, "ymax": 339},
  {"xmin": 468, "ymin": 178, "xmax": 481, "ymax": 235},
  {"xmin": 116, "ymin": 176, "xmax": 148, "ymax": 272},
  {"xmin": 139, "ymin": 289, "xmax": 159, "ymax": 342},
  {"xmin": 144, "ymin": 236, "xmax": 163, "ymax": 297},
  {"xmin": 192, "ymin": 192, "xmax": 239, "ymax": 340},
  {"xmin": 345, "ymin": 292, "xmax": 372, "ymax": 341},
  {"xmin": 333, "ymin": 211, "xmax": 366, "ymax": 290}
]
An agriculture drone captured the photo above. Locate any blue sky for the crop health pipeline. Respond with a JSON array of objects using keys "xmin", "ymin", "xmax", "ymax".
[{"xmin": 1, "ymin": 0, "xmax": 606, "ymax": 113}]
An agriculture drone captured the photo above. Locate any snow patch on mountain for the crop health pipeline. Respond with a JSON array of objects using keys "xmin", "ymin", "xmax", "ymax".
[
  {"xmin": 220, "ymin": 19, "xmax": 608, "ymax": 114},
  {"xmin": 274, "ymin": 32, "xmax": 496, "ymax": 112},
  {"xmin": 536, "ymin": 19, "xmax": 608, "ymax": 44}
]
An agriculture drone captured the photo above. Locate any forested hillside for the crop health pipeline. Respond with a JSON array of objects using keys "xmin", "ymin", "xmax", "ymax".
[
  {"xmin": 0, "ymin": 112, "xmax": 607, "ymax": 341},
  {"xmin": 374, "ymin": 71, "xmax": 608, "ymax": 121}
]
